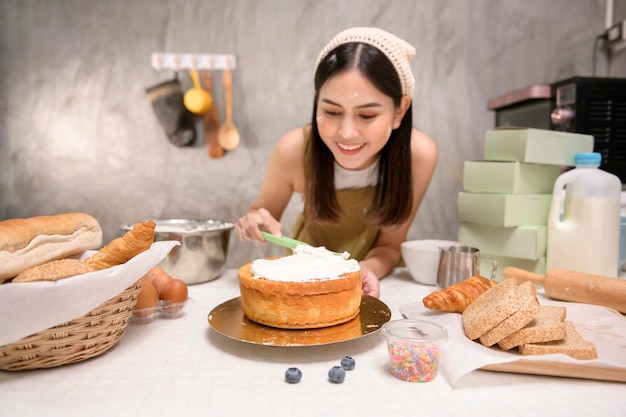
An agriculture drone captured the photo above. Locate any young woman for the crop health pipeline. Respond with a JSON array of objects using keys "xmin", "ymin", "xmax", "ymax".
[{"xmin": 236, "ymin": 27, "xmax": 438, "ymax": 298}]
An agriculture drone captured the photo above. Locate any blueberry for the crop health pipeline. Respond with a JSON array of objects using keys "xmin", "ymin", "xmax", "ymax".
[
  {"xmin": 328, "ymin": 365, "xmax": 346, "ymax": 383},
  {"xmin": 285, "ymin": 367, "xmax": 302, "ymax": 383},
  {"xmin": 340, "ymin": 356, "xmax": 356, "ymax": 370}
]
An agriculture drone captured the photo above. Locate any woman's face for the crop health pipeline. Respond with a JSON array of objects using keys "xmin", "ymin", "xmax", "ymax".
[{"xmin": 316, "ymin": 69, "xmax": 407, "ymax": 170}]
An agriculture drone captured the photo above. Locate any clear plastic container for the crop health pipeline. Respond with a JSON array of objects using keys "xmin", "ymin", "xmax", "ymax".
[
  {"xmin": 380, "ymin": 319, "xmax": 448, "ymax": 382},
  {"xmin": 547, "ymin": 153, "xmax": 621, "ymax": 277},
  {"xmin": 132, "ymin": 298, "xmax": 191, "ymax": 323}
]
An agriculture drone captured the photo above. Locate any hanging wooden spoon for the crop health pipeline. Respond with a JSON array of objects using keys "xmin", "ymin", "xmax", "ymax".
[
  {"xmin": 201, "ymin": 71, "xmax": 224, "ymax": 158},
  {"xmin": 217, "ymin": 68, "xmax": 240, "ymax": 151}
]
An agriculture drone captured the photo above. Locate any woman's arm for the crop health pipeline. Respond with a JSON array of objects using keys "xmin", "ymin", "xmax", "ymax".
[
  {"xmin": 359, "ymin": 128, "xmax": 438, "ymax": 295},
  {"xmin": 235, "ymin": 127, "xmax": 306, "ymax": 242}
]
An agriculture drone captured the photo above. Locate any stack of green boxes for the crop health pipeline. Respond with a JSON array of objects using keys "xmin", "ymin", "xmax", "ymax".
[{"xmin": 457, "ymin": 127, "xmax": 594, "ymax": 281}]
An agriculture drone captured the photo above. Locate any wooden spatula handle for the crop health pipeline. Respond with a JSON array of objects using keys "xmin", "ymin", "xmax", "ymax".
[
  {"xmin": 502, "ymin": 267, "xmax": 546, "ymax": 286},
  {"xmin": 223, "ymin": 68, "xmax": 232, "ymax": 122},
  {"xmin": 201, "ymin": 70, "xmax": 224, "ymax": 159}
]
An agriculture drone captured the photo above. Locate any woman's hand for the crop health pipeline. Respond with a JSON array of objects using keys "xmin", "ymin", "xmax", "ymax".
[
  {"xmin": 359, "ymin": 263, "xmax": 380, "ymax": 298},
  {"xmin": 235, "ymin": 208, "xmax": 283, "ymax": 242}
]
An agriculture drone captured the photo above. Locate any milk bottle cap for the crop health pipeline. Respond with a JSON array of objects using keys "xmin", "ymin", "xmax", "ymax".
[{"xmin": 574, "ymin": 152, "xmax": 601, "ymax": 166}]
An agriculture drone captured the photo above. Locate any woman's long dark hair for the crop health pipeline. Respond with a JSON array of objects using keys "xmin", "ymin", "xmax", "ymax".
[{"xmin": 304, "ymin": 42, "xmax": 414, "ymax": 227}]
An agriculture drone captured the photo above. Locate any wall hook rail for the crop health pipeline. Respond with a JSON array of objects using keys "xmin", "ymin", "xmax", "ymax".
[{"xmin": 151, "ymin": 53, "xmax": 237, "ymax": 71}]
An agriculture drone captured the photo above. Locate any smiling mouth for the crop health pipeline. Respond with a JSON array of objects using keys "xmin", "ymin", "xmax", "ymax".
[{"xmin": 337, "ymin": 142, "xmax": 365, "ymax": 151}]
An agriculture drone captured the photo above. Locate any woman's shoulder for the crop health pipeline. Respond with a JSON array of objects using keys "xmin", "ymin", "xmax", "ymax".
[
  {"xmin": 274, "ymin": 125, "xmax": 307, "ymax": 154},
  {"xmin": 408, "ymin": 128, "xmax": 438, "ymax": 183},
  {"xmin": 409, "ymin": 127, "xmax": 438, "ymax": 163},
  {"xmin": 268, "ymin": 125, "xmax": 308, "ymax": 171}
]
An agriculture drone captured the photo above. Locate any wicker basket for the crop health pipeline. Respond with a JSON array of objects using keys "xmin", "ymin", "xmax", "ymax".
[{"xmin": 0, "ymin": 278, "xmax": 143, "ymax": 371}]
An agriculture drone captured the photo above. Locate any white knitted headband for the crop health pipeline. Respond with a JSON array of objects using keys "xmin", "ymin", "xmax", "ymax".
[{"xmin": 316, "ymin": 27, "xmax": 416, "ymax": 97}]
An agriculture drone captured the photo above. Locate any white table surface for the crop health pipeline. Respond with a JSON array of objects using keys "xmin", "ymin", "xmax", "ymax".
[{"xmin": 1, "ymin": 268, "xmax": 625, "ymax": 417}]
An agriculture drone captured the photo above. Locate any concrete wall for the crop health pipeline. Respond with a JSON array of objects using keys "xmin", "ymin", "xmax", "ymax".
[{"xmin": 1, "ymin": 0, "xmax": 625, "ymax": 268}]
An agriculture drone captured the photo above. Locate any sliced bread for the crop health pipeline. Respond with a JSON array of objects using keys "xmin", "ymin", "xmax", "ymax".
[
  {"xmin": 462, "ymin": 277, "xmax": 520, "ymax": 340},
  {"xmin": 518, "ymin": 321, "xmax": 598, "ymax": 360},
  {"xmin": 478, "ymin": 280, "xmax": 540, "ymax": 346},
  {"xmin": 498, "ymin": 305, "xmax": 567, "ymax": 350}
]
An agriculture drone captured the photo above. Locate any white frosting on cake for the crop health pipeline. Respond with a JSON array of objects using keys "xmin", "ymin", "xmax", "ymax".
[{"xmin": 251, "ymin": 244, "xmax": 360, "ymax": 282}]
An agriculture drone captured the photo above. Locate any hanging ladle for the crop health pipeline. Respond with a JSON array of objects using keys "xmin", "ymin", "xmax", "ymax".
[{"xmin": 184, "ymin": 69, "xmax": 213, "ymax": 115}]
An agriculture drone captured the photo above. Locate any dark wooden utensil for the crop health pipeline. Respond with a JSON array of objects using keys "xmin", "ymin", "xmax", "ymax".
[{"xmin": 201, "ymin": 71, "xmax": 224, "ymax": 158}]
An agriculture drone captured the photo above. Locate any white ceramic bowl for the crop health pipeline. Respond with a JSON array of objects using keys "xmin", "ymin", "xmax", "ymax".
[{"xmin": 401, "ymin": 239, "xmax": 465, "ymax": 285}]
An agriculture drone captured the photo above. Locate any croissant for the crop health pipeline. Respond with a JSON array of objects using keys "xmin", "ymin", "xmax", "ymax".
[
  {"xmin": 84, "ymin": 220, "xmax": 156, "ymax": 271},
  {"xmin": 422, "ymin": 275, "xmax": 496, "ymax": 313}
]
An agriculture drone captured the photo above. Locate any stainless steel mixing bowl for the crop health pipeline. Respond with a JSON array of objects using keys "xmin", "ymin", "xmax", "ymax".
[{"xmin": 122, "ymin": 219, "xmax": 234, "ymax": 285}]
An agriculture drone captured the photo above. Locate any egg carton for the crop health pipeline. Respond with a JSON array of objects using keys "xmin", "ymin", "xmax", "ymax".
[{"xmin": 131, "ymin": 298, "xmax": 191, "ymax": 322}]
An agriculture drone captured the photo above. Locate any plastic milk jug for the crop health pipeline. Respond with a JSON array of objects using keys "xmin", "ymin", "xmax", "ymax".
[{"xmin": 547, "ymin": 152, "xmax": 621, "ymax": 277}]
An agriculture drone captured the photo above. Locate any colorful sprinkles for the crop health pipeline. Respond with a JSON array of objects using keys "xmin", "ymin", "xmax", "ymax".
[{"xmin": 386, "ymin": 341, "xmax": 440, "ymax": 382}]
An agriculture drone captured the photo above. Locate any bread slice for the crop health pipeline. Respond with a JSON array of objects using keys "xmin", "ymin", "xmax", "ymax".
[
  {"xmin": 498, "ymin": 305, "xmax": 567, "ymax": 350},
  {"xmin": 462, "ymin": 277, "xmax": 520, "ymax": 340},
  {"xmin": 519, "ymin": 321, "xmax": 598, "ymax": 360},
  {"xmin": 478, "ymin": 280, "xmax": 540, "ymax": 346}
]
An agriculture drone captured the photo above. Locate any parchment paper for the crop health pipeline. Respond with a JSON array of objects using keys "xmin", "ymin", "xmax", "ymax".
[
  {"xmin": 0, "ymin": 241, "xmax": 179, "ymax": 346},
  {"xmin": 399, "ymin": 296, "xmax": 626, "ymax": 385}
]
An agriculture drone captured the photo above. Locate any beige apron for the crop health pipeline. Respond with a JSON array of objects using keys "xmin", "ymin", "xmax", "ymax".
[{"xmin": 291, "ymin": 186, "xmax": 380, "ymax": 261}]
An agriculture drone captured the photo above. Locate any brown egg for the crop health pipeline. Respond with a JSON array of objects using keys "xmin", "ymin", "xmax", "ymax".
[
  {"xmin": 160, "ymin": 278, "xmax": 188, "ymax": 313},
  {"xmin": 134, "ymin": 279, "xmax": 159, "ymax": 317},
  {"xmin": 144, "ymin": 266, "xmax": 173, "ymax": 296}
]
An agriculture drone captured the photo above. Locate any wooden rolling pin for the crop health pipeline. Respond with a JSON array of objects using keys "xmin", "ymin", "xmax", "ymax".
[{"xmin": 503, "ymin": 267, "xmax": 626, "ymax": 314}]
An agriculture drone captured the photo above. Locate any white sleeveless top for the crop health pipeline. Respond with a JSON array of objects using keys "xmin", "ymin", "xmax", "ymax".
[{"xmin": 334, "ymin": 159, "xmax": 379, "ymax": 190}]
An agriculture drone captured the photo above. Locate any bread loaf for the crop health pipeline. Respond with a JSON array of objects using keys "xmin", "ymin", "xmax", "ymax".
[
  {"xmin": 0, "ymin": 213, "xmax": 102, "ymax": 281},
  {"xmin": 457, "ymin": 278, "xmax": 598, "ymax": 360},
  {"xmin": 13, "ymin": 259, "xmax": 94, "ymax": 283}
]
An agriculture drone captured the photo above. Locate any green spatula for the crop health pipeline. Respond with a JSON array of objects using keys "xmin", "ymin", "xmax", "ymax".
[
  {"xmin": 260, "ymin": 231, "xmax": 310, "ymax": 250},
  {"xmin": 260, "ymin": 231, "xmax": 344, "ymax": 256}
]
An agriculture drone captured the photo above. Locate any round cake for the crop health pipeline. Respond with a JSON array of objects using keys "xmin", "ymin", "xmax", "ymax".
[
  {"xmin": 238, "ymin": 245, "xmax": 362, "ymax": 329},
  {"xmin": 240, "ymin": 313, "xmax": 363, "ymax": 346}
]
